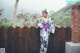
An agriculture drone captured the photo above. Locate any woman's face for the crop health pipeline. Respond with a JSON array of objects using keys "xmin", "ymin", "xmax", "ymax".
[{"xmin": 43, "ymin": 13, "xmax": 48, "ymax": 18}]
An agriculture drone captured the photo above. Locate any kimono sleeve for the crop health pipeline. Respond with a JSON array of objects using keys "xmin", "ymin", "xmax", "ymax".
[{"xmin": 49, "ymin": 18, "xmax": 55, "ymax": 34}]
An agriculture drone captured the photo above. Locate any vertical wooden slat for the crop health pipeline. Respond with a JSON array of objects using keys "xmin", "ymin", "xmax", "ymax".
[
  {"xmin": 22, "ymin": 26, "xmax": 29, "ymax": 53},
  {"xmin": 65, "ymin": 27, "xmax": 71, "ymax": 42},
  {"xmin": 0, "ymin": 27, "xmax": 4, "ymax": 48},
  {"xmin": 29, "ymin": 27, "xmax": 37, "ymax": 53},
  {"xmin": 37, "ymin": 27, "xmax": 40, "ymax": 53},
  {"xmin": 54, "ymin": 27, "xmax": 59, "ymax": 52},
  {"xmin": 60, "ymin": 27, "xmax": 65, "ymax": 53},
  {"xmin": 47, "ymin": 32, "xmax": 54, "ymax": 53},
  {"xmin": 15, "ymin": 27, "xmax": 22, "ymax": 53},
  {"xmin": 0, "ymin": 27, "xmax": 7, "ymax": 53},
  {"xmin": 7, "ymin": 27, "xmax": 15, "ymax": 53}
]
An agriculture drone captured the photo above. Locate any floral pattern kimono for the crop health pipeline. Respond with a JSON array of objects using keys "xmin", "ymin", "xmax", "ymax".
[{"xmin": 38, "ymin": 17, "xmax": 55, "ymax": 53}]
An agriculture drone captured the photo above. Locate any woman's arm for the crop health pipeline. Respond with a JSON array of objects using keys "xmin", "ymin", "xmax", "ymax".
[{"xmin": 37, "ymin": 18, "xmax": 43, "ymax": 28}]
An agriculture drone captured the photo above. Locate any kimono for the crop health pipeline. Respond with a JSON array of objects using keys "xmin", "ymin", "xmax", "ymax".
[{"xmin": 38, "ymin": 17, "xmax": 55, "ymax": 53}]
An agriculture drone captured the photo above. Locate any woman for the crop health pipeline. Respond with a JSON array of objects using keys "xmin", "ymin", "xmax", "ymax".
[{"xmin": 38, "ymin": 9, "xmax": 55, "ymax": 53}]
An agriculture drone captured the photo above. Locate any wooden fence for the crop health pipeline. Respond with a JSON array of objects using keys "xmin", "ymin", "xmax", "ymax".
[{"xmin": 0, "ymin": 26, "xmax": 71, "ymax": 53}]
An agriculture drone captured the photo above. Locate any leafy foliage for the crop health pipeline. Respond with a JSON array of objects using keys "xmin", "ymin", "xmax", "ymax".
[
  {"xmin": 0, "ymin": 18, "xmax": 12, "ymax": 28},
  {"xmin": 50, "ymin": 3, "xmax": 72, "ymax": 27},
  {"xmin": 16, "ymin": 11, "xmax": 40, "ymax": 28}
]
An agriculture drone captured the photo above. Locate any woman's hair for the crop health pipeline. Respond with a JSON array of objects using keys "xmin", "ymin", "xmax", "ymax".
[{"xmin": 42, "ymin": 9, "xmax": 48, "ymax": 14}]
